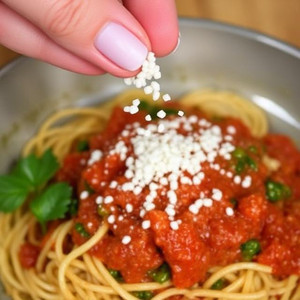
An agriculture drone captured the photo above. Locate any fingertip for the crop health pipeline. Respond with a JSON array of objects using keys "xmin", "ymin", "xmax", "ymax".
[
  {"xmin": 124, "ymin": 0, "xmax": 179, "ymax": 57},
  {"xmin": 152, "ymin": 28, "xmax": 179, "ymax": 57}
]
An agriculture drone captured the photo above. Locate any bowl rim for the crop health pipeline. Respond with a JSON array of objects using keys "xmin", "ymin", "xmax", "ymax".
[
  {"xmin": 180, "ymin": 18, "xmax": 300, "ymax": 58},
  {"xmin": 1, "ymin": 18, "xmax": 299, "ymax": 77}
]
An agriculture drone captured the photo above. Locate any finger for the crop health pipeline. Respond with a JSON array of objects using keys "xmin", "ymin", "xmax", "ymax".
[
  {"xmin": 0, "ymin": 3, "xmax": 104, "ymax": 75},
  {"xmin": 123, "ymin": 0, "xmax": 179, "ymax": 57},
  {"xmin": 3, "ymin": 0, "xmax": 151, "ymax": 77}
]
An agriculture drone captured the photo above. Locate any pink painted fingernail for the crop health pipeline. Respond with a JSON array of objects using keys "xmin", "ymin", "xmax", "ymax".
[{"xmin": 95, "ymin": 22, "xmax": 148, "ymax": 71}]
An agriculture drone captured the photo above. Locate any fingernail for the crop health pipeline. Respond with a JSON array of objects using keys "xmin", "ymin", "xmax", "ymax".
[
  {"xmin": 171, "ymin": 32, "xmax": 181, "ymax": 54},
  {"xmin": 95, "ymin": 22, "xmax": 148, "ymax": 71}
]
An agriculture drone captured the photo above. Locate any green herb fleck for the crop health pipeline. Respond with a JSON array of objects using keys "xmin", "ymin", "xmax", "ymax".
[
  {"xmin": 230, "ymin": 198, "xmax": 238, "ymax": 209},
  {"xmin": 108, "ymin": 269, "xmax": 123, "ymax": 282},
  {"xmin": 265, "ymin": 180, "xmax": 291, "ymax": 202},
  {"xmin": 163, "ymin": 107, "xmax": 178, "ymax": 116},
  {"xmin": 248, "ymin": 145, "xmax": 258, "ymax": 153},
  {"xmin": 69, "ymin": 198, "xmax": 78, "ymax": 216},
  {"xmin": 139, "ymin": 100, "xmax": 153, "ymax": 112},
  {"xmin": 232, "ymin": 147, "xmax": 246, "ymax": 159},
  {"xmin": 235, "ymin": 159, "xmax": 246, "ymax": 173},
  {"xmin": 74, "ymin": 223, "xmax": 90, "ymax": 238},
  {"xmin": 84, "ymin": 181, "xmax": 95, "ymax": 195},
  {"xmin": 211, "ymin": 278, "xmax": 226, "ymax": 290},
  {"xmin": 132, "ymin": 291, "xmax": 153, "ymax": 300},
  {"xmin": 139, "ymin": 100, "xmax": 178, "ymax": 119},
  {"xmin": 241, "ymin": 239, "xmax": 261, "ymax": 261},
  {"xmin": 77, "ymin": 140, "xmax": 89, "ymax": 152},
  {"xmin": 148, "ymin": 263, "xmax": 171, "ymax": 284},
  {"xmin": 232, "ymin": 147, "xmax": 257, "ymax": 174},
  {"xmin": 211, "ymin": 116, "xmax": 224, "ymax": 122},
  {"xmin": 246, "ymin": 156, "xmax": 257, "ymax": 171}
]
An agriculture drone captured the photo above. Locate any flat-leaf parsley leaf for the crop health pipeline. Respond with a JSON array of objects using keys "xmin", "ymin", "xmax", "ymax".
[
  {"xmin": 0, "ymin": 175, "xmax": 31, "ymax": 212},
  {"xmin": 13, "ymin": 149, "xmax": 59, "ymax": 188},
  {"xmin": 30, "ymin": 182, "xmax": 71, "ymax": 225},
  {"xmin": 0, "ymin": 150, "xmax": 72, "ymax": 230}
]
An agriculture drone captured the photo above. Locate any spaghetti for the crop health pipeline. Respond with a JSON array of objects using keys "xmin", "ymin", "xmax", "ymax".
[{"xmin": 0, "ymin": 90, "xmax": 300, "ymax": 300}]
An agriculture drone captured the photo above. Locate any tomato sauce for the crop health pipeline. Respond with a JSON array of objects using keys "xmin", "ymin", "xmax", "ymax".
[
  {"xmin": 19, "ymin": 242, "xmax": 40, "ymax": 269},
  {"xmin": 21, "ymin": 105, "xmax": 300, "ymax": 288}
]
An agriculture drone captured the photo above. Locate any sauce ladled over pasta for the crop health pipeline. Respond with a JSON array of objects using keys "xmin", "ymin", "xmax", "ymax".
[
  {"xmin": 2, "ymin": 90, "xmax": 300, "ymax": 300},
  {"xmin": 53, "ymin": 105, "xmax": 300, "ymax": 288}
]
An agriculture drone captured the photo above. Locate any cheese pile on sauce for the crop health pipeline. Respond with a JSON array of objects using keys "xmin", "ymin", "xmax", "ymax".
[{"xmin": 80, "ymin": 115, "xmax": 253, "ymax": 241}]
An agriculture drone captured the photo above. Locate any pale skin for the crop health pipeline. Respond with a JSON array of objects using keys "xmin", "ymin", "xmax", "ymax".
[{"xmin": 0, "ymin": 0, "xmax": 179, "ymax": 77}]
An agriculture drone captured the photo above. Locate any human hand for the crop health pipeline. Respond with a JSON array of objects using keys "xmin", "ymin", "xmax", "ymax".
[{"xmin": 0, "ymin": 0, "xmax": 178, "ymax": 77}]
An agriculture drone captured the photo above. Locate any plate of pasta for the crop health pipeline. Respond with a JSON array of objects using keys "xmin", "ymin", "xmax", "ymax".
[{"xmin": 0, "ymin": 19, "xmax": 300, "ymax": 300}]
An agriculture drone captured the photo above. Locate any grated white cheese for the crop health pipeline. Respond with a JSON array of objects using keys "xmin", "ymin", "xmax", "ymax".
[
  {"xmin": 88, "ymin": 150, "xmax": 103, "ymax": 166},
  {"xmin": 227, "ymin": 126, "xmax": 236, "ymax": 135},
  {"xmin": 95, "ymin": 196, "xmax": 103, "ymax": 204},
  {"xmin": 226, "ymin": 207, "xmax": 234, "ymax": 216},
  {"xmin": 122, "ymin": 235, "xmax": 131, "ymax": 245},
  {"xmin": 107, "ymin": 215, "xmax": 115, "ymax": 224},
  {"xmin": 142, "ymin": 220, "xmax": 151, "ymax": 229},
  {"xmin": 170, "ymin": 221, "xmax": 179, "ymax": 230},
  {"xmin": 123, "ymin": 52, "xmax": 168, "ymax": 105},
  {"xmin": 86, "ymin": 116, "xmax": 241, "ymax": 231},
  {"xmin": 162, "ymin": 94, "xmax": 171, "ymax": 102},
  {"xmin": 241, "ymin": 175, "xmax": 252, "ymax": 188},
  {"xmin": 233, "ymin": 175, "xmax": 241, "ymax": 184},
  {"xmin": 212, "ymin": 189, "xmax": 222, "ymax": 201},
  {"xmin": 125, "ymin": 203, "xmax": 133, "ymax": 213},
  {"xmin": 157, "ymin": 110, "xmax": 166, "ymax": 119},
  {"xmin": 104, "ymin": 196, "xmax": 114, "ymax": 204},
  {"xmin": 80, "ymin": 191, "xmax": 89, "ymax": 200}
]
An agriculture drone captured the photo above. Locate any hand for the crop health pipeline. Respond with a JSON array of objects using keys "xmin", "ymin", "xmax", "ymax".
[{"xmin": 0, "ymin": 0, "xmax": 178, "ymax": 76}]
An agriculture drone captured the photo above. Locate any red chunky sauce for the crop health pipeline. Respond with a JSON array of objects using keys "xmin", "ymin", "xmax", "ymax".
[
  {"xmin": 19, "ymin": 243, "xmax": 40, "ymax": 269},
  {"xmin": 21, "ymin": 104, "xmax": 300, "ymax": 288}
]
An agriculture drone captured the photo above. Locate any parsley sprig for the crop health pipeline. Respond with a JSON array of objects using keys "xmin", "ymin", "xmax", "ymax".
[{"xmin": 0, "ymin": 149, "xmax": 72, "ymax": 231}]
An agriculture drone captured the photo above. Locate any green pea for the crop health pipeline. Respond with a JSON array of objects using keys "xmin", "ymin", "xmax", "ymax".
[
  {"xmin": 77, "ymin": 140, "xmax": 89, "ymax": 152},
  {"xmin": 132, "ymin": 291, "xmax": 153, "ymax": 300},
  {"xmin": 74, "ymin": 223, "xmax": 90, "ymax": 238},
  {"xmin": 211, "ymin": 278, "xmax": 225, "ymax": 290},
  {"xmin": 148, "ymin": 263, "xmax": 171, "ymax": 284},
  {"xmin": 97, "ymin": 205, "xmax": 109, "ymax": 217},
  {"xmin": 232, "ymin": 147, "xmax": 246, "ymax": 159},
  {"xmin": 265, "ymin": 180, "xmax": 291, "ymax": 202},
  {"xmin": 108, "ymin": 269, "xmax": 123, "ymax": 282},
  {"xmin": 241, "ymin": 239, "xmax": 261, "ymax": 261}
]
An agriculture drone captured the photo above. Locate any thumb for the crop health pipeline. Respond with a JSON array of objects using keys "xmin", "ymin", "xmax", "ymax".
[{"xmin": 3, "ymin": 0, "xmax": 151, "ymax": 77}]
